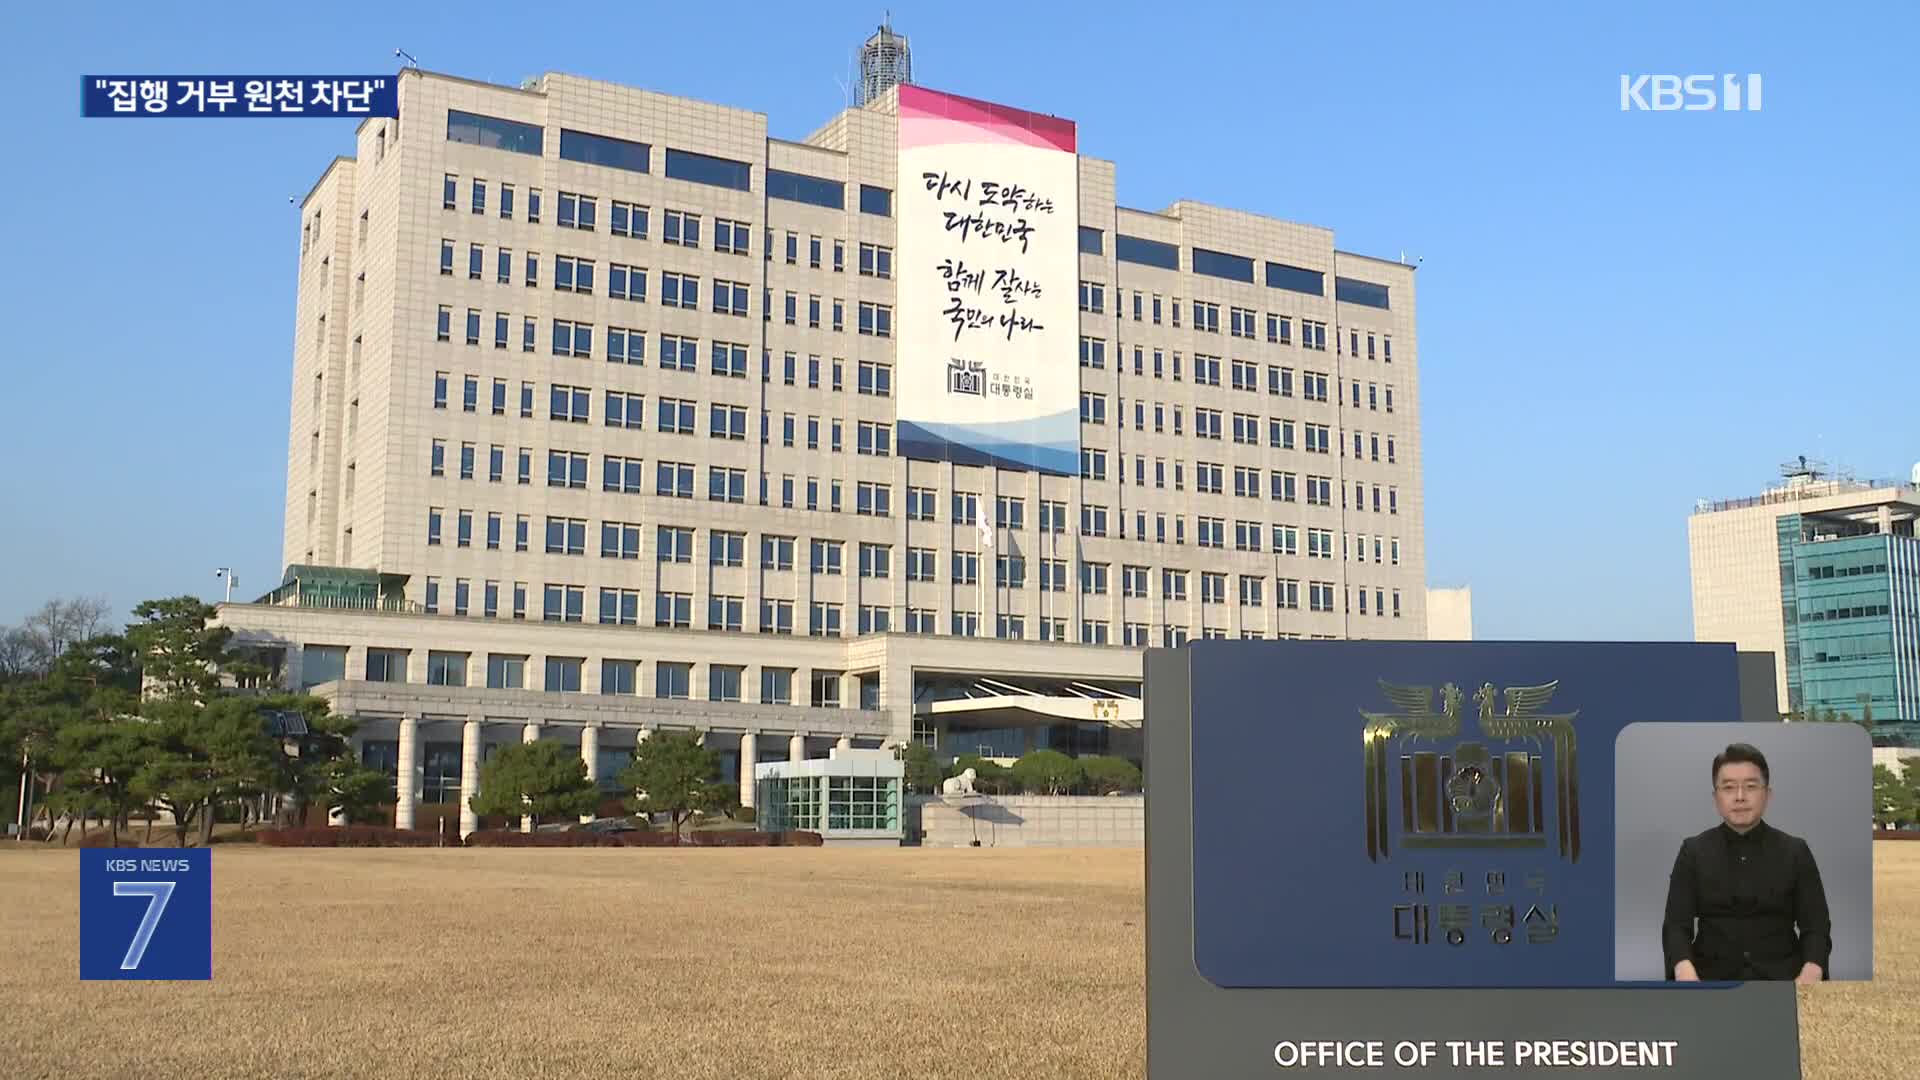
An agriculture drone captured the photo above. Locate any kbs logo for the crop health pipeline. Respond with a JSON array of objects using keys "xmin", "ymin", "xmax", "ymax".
[{"xmin": 1619, "ymin": 74, "xmax": 1762, "ymax": 112}]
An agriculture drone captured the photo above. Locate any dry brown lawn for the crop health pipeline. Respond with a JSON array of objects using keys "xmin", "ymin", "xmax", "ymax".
[{"xmin": 0, "ymin": 842, "xmax": 1913, "ymax": 1079}]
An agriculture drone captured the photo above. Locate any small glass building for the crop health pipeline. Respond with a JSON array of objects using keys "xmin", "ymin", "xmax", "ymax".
[{"xmin": 754, "ymin": 747, "xmax": 904, "ymax": 846}]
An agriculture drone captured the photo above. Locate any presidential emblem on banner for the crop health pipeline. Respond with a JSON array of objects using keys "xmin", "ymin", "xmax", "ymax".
[
  {"xmin": 1361, "ymin": 680, "xmax": 1581, "ymax": 863},
  {"xmin": 947, "ymin": 358, "xmax": 986, "ymax": 397}
]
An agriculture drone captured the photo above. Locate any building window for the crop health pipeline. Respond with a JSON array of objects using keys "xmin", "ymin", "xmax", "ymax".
[
  {"xmin": 664, "ymin": 148, "xmax": 751, "ymax": 191},
  {"xmin": 656, "ymin": 662, "xmax": 692, "ymax": 700},
  {"xmin": 664, "ymin": 209, "xmax": 703, "ymax": 248},
  {"xmin": 447, "ymin": 110, "xmax": 543, "ymax": 155},
  {"xmin": 543, "ymin": 657, "xmax": 583, "ymax": 694},
  {"xmin": 654, "ymin": 592, "xmax": 693, "ymax": 629},
  {"xmin": 857, "ymin": 302, "xmax": 893, "ymax": 337},
  {"xmin": 602, "ymin": 659, "xmax": 638, "ymax": 696},
  {"xmin": 540, "ymin": 585, "xmax": 585, "ymax": 623},
  {"xmin": 558, "ymin": 128, "xmax": 650, "ymax": 173},
  {"xmin": 759, "ymin": 666, "xmax": 796, "ymax": 705}
]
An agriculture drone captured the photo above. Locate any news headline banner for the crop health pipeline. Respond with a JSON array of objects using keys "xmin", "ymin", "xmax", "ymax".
[
  {"xmin": 1187, "ymin": 641, "xmax": 1741, "ymax": 988},
  {"xmin": 82, "ymin": 77, "xmax": 397, "ymax": 117},
  {"xmin": 1143, "ymin": 643, "xmax": 1801, "ymax": 1079},
  {"xmin": 79, "ymin": 849, "xmax": 211, "ymax": 980}
]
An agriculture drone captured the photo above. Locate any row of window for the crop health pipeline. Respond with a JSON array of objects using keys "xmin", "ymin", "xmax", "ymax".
[
  {"xmin": 434, "ymin": 300, "xmax": 893, "ymax": 346},
  {"xmin": 449, "ymin": 114, "xmax": 899, "ymax": 210},
  {"xmin": 435, "ymin": 241, "xmax": 892, "ymax": 328},
  {"xmin": 420, "ymin": 500, "xmax": 1404, "ymax": 581},
  {"xmin": 1087, "ymin": 444, "xmax": 1399, "ymax": 486},
  {"xmin": 1080, "ymin": 392, "xmax": 1397, "ymax": 452},
  {"xmin": 1802, "ymin": 561, "xmax": 1889, "ymax": 580},
  {"xmin": 426, "ymin": 434, "xmax": 1398, "ymax": 520},
  {"xmin": 1076, "ymin": 284, "xmax": 1390, "ymax": 358},
  {"xmin": 370, "ymin": 643, "xmax": 843, "ymax": 708},
  {"xmin": 410, "ymin": 571, "xmax": 1403, "ymax": 630},
  {"xmin": 428, "ymin": 378, "xmax": 895, "ymax": 450},
  {"xmin": 425, "ymin": 307, "xmax": 1389, "ymax": 424},
  {"xmin": 1080, "ymin": 340, "xmax": 1356, "ymax": 397},
  {"xmin": 425, "ymin": 317, "xmax": 897, "ymax": 397},
  {"xmin": 422, "ymin": 506, "xmax": 1403, "ymax": 567}
]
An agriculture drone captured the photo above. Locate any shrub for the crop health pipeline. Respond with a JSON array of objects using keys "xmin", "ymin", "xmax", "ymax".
[
  {"xmin": 77, "ymin": 831, "xmax": 121, "ymax": 848},
  {"xmin": 463, "ymin": 830, "xmax": 627, "ymax": 847},
  {"xmin": 208, "ymin": 830, "xmax": 260, "ymax": 844},
  {"xmin": 258, "ymin": 826, "xmax": 442, "ymax": 847},
  {"xmin": 900, "ymin": 743, "xmax": 943, "ymax": 794},
  {"xmin": 1011, "ymin": 750, "xmax": 1083, "ymax": 795},
  {"xmin": 1078, "ymin": 755, "xmax": 1144, "ymax": 795},
  {"xmin": 950, "ymin": 754, "xmax": 1014, "ymax": 795}
]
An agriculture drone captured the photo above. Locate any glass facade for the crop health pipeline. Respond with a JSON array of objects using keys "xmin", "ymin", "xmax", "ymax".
[
  {"xmin": 361, "ymin": 740, "xmax": 399, "ymax": 801},
  {"xmin": 758, "ymin": 775, "xmax": 824, "ymax": 832},
  {"xmin": 422, "ymin": 742, "xmax": 462, "ymax": 803},
  {"xmin": 755, "ymin": 770, "xmax": 902, "ymax": 837},
  {"xmin": 1781, "ymin": 525, "xmax": 1920, "ymax": 745},
  {"xmin": 827, "ymin": 776, "xmax": 898, "ymax": 830}
]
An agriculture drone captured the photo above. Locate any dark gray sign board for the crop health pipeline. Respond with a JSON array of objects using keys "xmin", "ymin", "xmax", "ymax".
[{"xmin": 1144, "ymin": 645, "xmax": 1800, "ymax": 1079}]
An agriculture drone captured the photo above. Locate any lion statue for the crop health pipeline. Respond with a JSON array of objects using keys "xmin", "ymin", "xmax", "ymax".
[{"xmin": 941, "ymin": 768, "xmax": 978, "ymax": 796}]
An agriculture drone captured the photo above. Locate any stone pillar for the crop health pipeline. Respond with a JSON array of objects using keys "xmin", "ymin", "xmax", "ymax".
[
  {"xmin": 520, "ymin": 722, "xmax": 539, "ymax": 833},
  {"xmin": 835, "ymin": 734, "xmax": 852, "ymax": 754},
  {"xmin": 459, "ymin": 717, "xmax": 481, "ymax": 839},
  {"xmin": 395, "ymin": 716, "xmax": 418, "ymax": 830},
  {"xmin": 789, "ymin": 732, "xmax": 806, "ymax": 764},
  {"xmin": 739, "ymin": 731, "xmax": 758, "ymax": 809},
  {"xmin": 580, "ymin": 724, "xmax": 600, "ymax": 824},
  {"xmin": 1880, "ymin": 505, "xmax": 1894, "ymax": 535}
]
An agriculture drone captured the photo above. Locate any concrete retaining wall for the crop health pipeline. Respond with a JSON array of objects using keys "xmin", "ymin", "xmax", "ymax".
[{"xmin": 910, "ymin": 795, "xmax": 1144, "ymax": 848}]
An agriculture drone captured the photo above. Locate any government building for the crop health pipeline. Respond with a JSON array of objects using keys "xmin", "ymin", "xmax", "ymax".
[
  {"xmin": 1690, "ymin": 458, "xmax": 1920, "ymax": 747},
  {"xmin": 215, "ymin": 39, "xmax": 1428, "ymax": 833}
]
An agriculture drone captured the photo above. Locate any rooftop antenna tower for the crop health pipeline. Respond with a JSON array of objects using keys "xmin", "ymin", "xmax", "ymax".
[
  {"xmin": 855, "ymin": 14, "xmax": 912, "ymax": 107},
  {"xmin": 1780, "ymin": 454, "xmax": 1826, "ymax": 483}
]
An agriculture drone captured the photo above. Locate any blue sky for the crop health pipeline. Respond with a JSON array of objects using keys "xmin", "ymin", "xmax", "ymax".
[{"xmin": 3, "ymin": 1, "xmax": 1915, "ymax": 639}]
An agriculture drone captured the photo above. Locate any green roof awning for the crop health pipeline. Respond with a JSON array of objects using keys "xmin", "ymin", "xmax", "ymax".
[{"xmin": 280, "ymin": 565, "xmax": 383, "ymax": 588}]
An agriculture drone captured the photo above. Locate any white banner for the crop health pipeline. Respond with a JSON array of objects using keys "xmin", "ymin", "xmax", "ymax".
[{"xmin": 894, "ymin": 86, "xmax": 1080, "ymax": 476}]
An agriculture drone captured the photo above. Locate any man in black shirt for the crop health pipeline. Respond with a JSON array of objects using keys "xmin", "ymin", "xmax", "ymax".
[{"xmin": 1661, "ymin": 742, "xmax": 1831, "ymax": 983}]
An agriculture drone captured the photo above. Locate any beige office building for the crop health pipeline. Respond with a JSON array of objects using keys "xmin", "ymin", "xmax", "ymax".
[
  {"xmin": 217, "ymin": 65, "xmax": 1428, "ymax": 828},
  {"xmin": 1425, "ymin": 587, "xmax": 1473, "ymax": 640}
]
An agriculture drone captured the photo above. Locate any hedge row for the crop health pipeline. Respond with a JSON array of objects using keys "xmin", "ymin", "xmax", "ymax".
[
  {"xmin": 466, "ymin": 829, "xmax": 823, "ymax": 848},
  {"xmin": 255, "ymin": 827, "xmax": 824, "ymax": 848},
  {"xmin": 259, "ymin": 826, "xmax": 443, "ymax": 847}
]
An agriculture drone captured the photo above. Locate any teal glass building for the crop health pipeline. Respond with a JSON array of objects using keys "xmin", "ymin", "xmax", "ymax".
[{"xmin": 1778, "ymin": 514, "xmax": 1920, "ymax": 746}]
